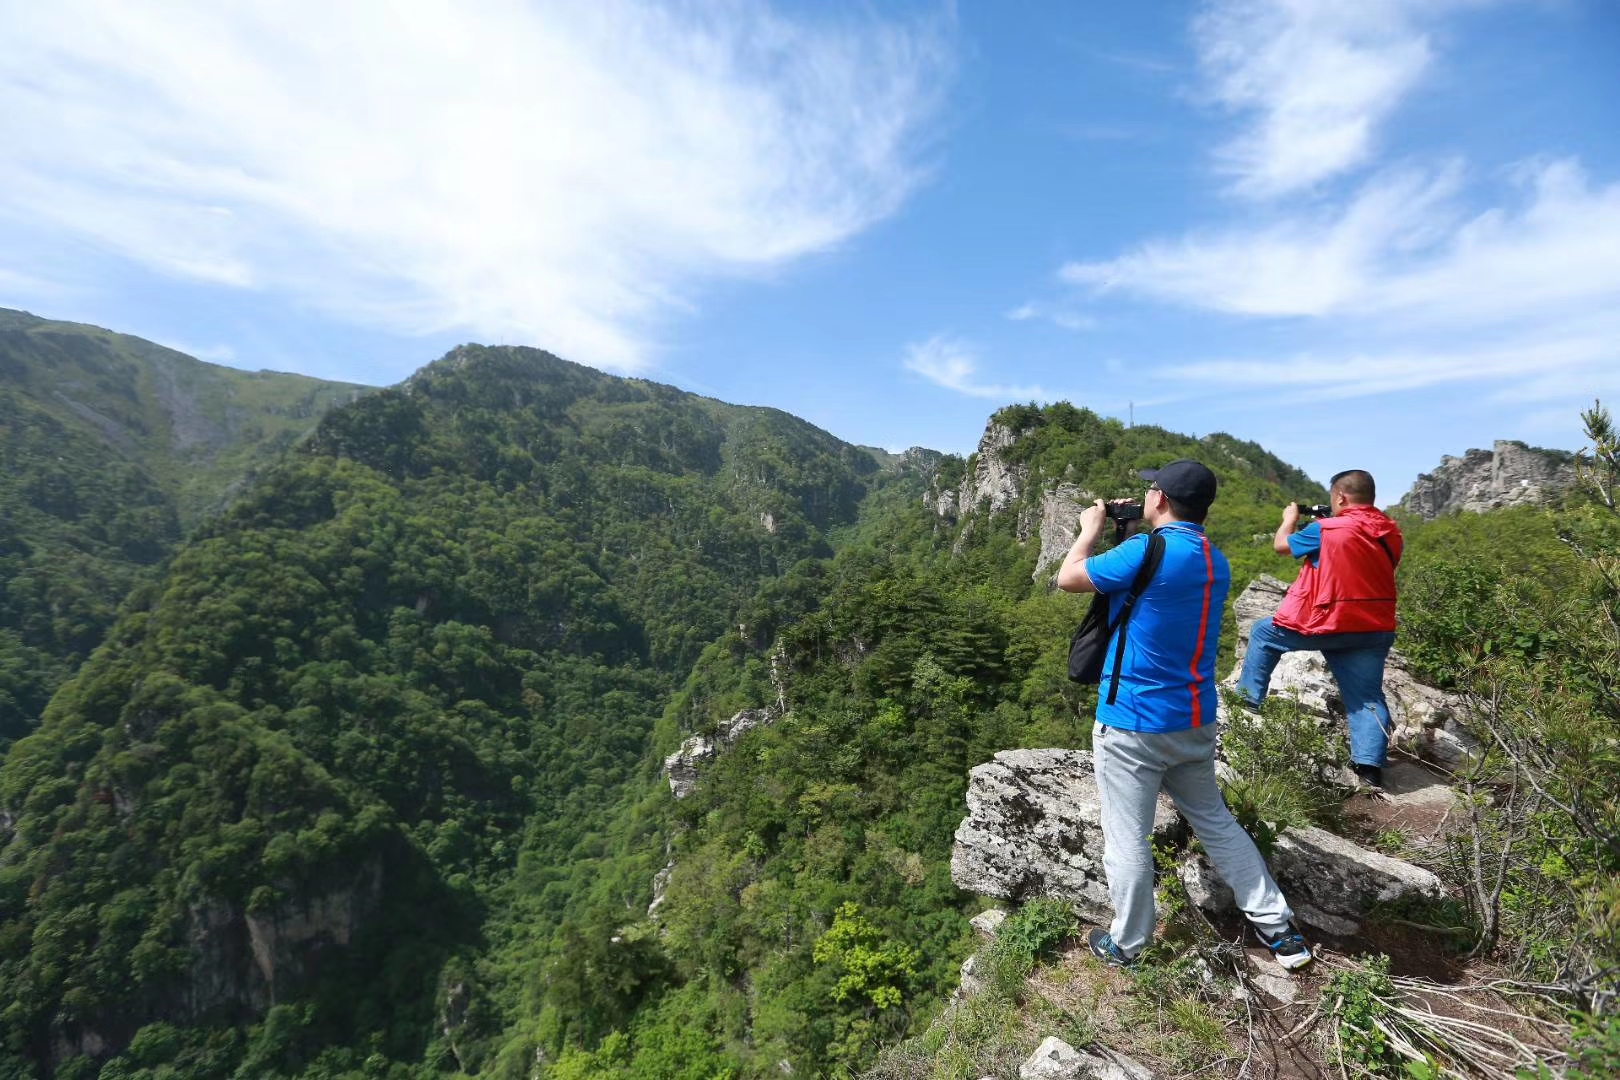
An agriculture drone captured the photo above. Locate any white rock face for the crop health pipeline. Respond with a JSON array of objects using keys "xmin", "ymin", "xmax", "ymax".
[
  {"xmin": 950, "ymin": 749, "xmax": 1184, "ymax": 920},
  {"xmin": 958, "ymin": 421, "xmax": 1027, "ymax": 517},
  {"xmin": 663, "ymin": 707, "xmax": 775, "ymax": 799},
  {"xmin": 1401, "ymin": 440, "xmax": 1576, "ymax": 520},
  {"xmin": 1020, "ymin": 1037, "xmax": 1156, "ymax": 1080}
]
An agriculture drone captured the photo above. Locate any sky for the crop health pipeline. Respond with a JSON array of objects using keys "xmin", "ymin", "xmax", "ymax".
[{"xmin": 2, "ymin": 0, "xmax": 1618, "ymax": 497}]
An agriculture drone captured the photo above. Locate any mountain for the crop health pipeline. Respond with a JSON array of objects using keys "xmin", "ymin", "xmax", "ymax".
[
  {"xmin": 1398, "ymin": 438, "xmax": 1578, "ymax": 519},
  {"xmin": 0, "ymin": 344, "xmax": 1332, "ymax": 1079},
  {"xmin": 12, "ymin": 325, "xmax": 1604, "ymax": 1080},
  {"xmin": 0, "ymin": 342, "xmax": 917, "ymax": 1078},
  {"xmin": 0, "ymin": 309, "xmax": 369, "ymax": 749}
]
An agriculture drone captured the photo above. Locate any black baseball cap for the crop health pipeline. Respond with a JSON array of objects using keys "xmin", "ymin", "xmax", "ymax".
[{"xmin": 1139, "ymin": 459, "xmax": 1218, "ymax": 511}]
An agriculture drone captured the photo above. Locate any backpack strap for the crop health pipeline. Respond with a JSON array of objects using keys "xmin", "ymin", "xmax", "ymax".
[
  {"xmin": 1105, "ymin": 531, "xmax": 1167, "ymax": 706},
  {"xmin": 1375, "ymin": 534, "xmax": 1398, "ymax": 567}
]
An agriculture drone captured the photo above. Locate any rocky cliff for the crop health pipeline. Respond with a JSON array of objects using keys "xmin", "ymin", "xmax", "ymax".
[{"xmin": 1400, "ymin": 439, "xmax": 1577, "ymax": 519}]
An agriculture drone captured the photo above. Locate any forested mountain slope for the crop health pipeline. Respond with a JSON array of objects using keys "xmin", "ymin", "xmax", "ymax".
[
  {"xmin": 0, "ymin": 343, "xmax": 919, "ymax": 1079},
  {"xmin": 0, "ymin": 309, "xmax": 368, "ymax": 748}
]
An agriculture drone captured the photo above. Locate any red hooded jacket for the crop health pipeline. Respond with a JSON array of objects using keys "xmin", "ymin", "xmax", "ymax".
[{"xmin": 1273, "ymin": 505, "xmax": 1402, "ymax": 635}]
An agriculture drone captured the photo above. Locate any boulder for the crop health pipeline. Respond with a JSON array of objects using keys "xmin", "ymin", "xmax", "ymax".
[
  {"xmin": 1179, "ymin": 824, "xmax": 1444, "ymax": 935},
  {"xmin": 1020, "ymin": 1037, "xmax": 1155, "ymax": 1080},
  {"xmin": 950, "ymin": 749, "xmax": 1184, "ymax": 920},
  {"xmin": 970, "ymin": 908, "xmax": 1008, "ymax": 939}
]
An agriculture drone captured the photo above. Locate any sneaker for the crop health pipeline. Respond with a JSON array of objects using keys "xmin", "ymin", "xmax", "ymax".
[
  {"xmin": 1352, "ymin": 763, "xmax": 1385, "ymax": 790},
  {"xmin": 1087, "ymin": 928, "xmax": 1139, "ymax": 968},
  {"xmin": 1255, "ymin": 923, "xmax": 1313, "ymax": 971}
]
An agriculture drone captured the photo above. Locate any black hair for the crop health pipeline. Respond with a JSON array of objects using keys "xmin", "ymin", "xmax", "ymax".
[
  {"xmin": 1330, "ymin": 469, "xmax": 1376, "ymax": 504},
  {"xmin": 1163, "ymin": 494, "xmax": 1209, "ymax": 525}
]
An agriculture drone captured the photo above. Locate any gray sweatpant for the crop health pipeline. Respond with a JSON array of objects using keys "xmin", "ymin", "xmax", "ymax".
[{"xmin": 1093, "ymin": 722, "xmax": 1294, "ymax": 955}]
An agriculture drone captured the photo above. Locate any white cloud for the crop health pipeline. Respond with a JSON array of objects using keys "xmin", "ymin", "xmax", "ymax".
[
  {"xmin": 903, "ymin": 335, "xmax": 1048, "ymax": 400},
  {"xmin": 1061, "ymin": 158, "xmax": 1620, "ymax": 332},
  {"xmin": 1005, "ymin": 301, "xmax": 1096, "ymax": 331},
  {"xmin": 1161, "ymin": 317, "xmax": 1620, "ymax": 404},
  {"xmin": 1195, "ymin": 0, "xmax": 1481, "ymax": 198},
  {"xmin": 0, "ymin": 0, "xmax": 952, "ymax": 371}
]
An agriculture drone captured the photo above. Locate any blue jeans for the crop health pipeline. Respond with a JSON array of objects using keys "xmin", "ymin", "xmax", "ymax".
[{"xmin": 1235, "ymin": 616, "xmax": 1397, "ymax": 767}]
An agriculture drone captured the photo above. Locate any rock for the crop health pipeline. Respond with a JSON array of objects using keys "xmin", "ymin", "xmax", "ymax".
[
  {"xmin": 956, "ymin": 952, "xmax": 986, "ymax": 999},
  {"xmin": 1246, "ymin": 954, "xmax": 1301, "ymax": 1005},
  {"xmin": 958, "ymin": 421, "xmax": 1027, "ymax": 518},
  {"xmin": 1033, "ymin": 483, "xmax": 1089, "ymax": 585},
  {"xmin": 1271, "ymin": 826, "xmax": 1444, "ymax": 933},
  {"xmin": 1401, "ymin": 440, "xmax": 1577, "ymax": 520},
  {"xmin": 1231, "ymin": 574, "xmax": 1291, "ymax": 666},
  {"xmin": 663, "ymin": 734, "xmax": 716, "ymax": 800},
  {"xmin": 647, "ymin": 861, "xmax": 674, "ymax": 917},
  {"xmin": 1020, "ymin": 1036, "xmax": 1155, "ymax": 1080},
  {"xmin": 951, "ymin": 749, "xmax": 1184, "ymax": 919},
  {"xmin": 1181, "ymin": 822, "xmax": 1441, "ymax": 935},
  {"xmin": 971, "ymin": 908, "xmax": 1008, "ymax": 938},
  {"xmin": 663, "ymin": 707, "xmax": 776, "ymax": 799}
]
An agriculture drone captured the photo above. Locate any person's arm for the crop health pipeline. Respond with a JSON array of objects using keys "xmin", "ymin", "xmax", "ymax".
[
  {"xmin": 1272, "ymin": 502, "xmax": 1302, "ymax": 555},
  {"xmin": 1056, "ymin": 500, "xmax": 1109, "ymax": 593}
]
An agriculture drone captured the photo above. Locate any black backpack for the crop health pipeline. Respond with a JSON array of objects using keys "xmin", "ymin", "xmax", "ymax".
[{"xmin": 1067, "ymin": 531, "xmax": 1167, "ymax": 705}]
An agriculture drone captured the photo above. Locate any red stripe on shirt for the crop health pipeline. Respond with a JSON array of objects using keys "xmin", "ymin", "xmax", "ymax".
[{"xmin": 1187, "ymin": 536, "xmax": 1215, "ymax": 727}]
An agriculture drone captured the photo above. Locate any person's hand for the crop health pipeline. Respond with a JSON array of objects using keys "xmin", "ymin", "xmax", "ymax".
[
  {"xmin": 1281, "ymin": 502, "xmax": 1301, "ymax": 530},
  {"xmin": 1079, "ymin": 499, "xmax": 1108, "ymax": 538}
]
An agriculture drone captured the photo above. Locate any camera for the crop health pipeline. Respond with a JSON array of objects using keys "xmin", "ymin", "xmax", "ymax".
[
  {"xmin": 1296, "ymin": 503, "xmax": 1332, "ymax": 518},
  {"xmin": 1105, "ymin": 503, "xmax": 1144, "ymax": 522}
]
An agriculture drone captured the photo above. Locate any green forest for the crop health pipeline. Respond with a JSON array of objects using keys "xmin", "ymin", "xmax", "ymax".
[{"xmin": 1, "ymin": 322, "xmax": 1615, "ymax": 1080}]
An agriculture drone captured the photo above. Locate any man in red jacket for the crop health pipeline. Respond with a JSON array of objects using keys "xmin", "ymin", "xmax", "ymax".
[{"xmin": 1235, "ymin": 469, "xmax": 1403, "ymax": 789}]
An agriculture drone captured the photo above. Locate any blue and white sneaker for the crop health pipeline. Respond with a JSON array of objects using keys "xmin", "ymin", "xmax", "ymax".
[
  {"xmin": 1255, "ymin": 922, "xmax": 1313, "ymax": 971},
  {"xmin": 1087, "ymin": 928, "xmax": 1139, "ymax": 968}
]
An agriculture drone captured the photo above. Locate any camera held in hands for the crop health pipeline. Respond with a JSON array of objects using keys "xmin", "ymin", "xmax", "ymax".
[
  {"xmin": 1296, "ymin": 503, "xmax": 1332, "ymax": 518},
  {"xmin": 1105, "ymin": 502, "xmax": 1144, "ymax": 522}
]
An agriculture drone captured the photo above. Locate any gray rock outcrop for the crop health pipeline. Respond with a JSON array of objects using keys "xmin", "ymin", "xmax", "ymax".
[
  {"xmin": 1179, "ymin": 824, "xmax": 1444, "ymax": 935},
  {"xmin": 1401, "ymin": 440, "xmax": 1577, "ymax": 520},
  {"xmin": 663, "ymin": 708, "xmax": 775, "ymax": 799},
  {"xmin": 950, "ymin": 749, "xmax": 1185, "ymax": 919},
  {"xmin": 1020, "ymin": 1037, "xmax": 1155, "ymax": 1080},
  {"xmin": 953, "ymin": 750, "xmax": 1445, "ymax": 936}
]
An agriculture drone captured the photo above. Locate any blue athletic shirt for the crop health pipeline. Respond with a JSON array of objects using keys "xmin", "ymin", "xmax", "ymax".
[
  {"xmin": 1289, "ymin": 520, "xmax": 1322, "ymax": 564},
  {"xmin": 1084, "ymin": 522, "xmax": 1231, "ymax": 732}
]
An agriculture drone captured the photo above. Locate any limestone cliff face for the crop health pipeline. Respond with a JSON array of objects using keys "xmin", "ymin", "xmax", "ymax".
[
  {"xmin": 956, "ymin": 420, "xmax": 1027, "ymax": 518},
  {"xmin": 923, "ymin": 418, "xmax": 1093, "ymax": 583},
  {"xmin": 1400, "ymin": 440, "xmax": 1576, "ymax": 519}
]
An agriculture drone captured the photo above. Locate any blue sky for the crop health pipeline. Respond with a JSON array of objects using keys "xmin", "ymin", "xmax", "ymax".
[{"xmin": 3, "ymin": 1, "xmax": 1618, "ymax": 497}]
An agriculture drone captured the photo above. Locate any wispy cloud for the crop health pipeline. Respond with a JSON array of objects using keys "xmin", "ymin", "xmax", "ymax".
[
  {"xmin": 1060, "ymin": 157, "xmax": 1620, "ymax": 331},
  {"xmin": 1006, "ymin": 301, "xmax": 1096, "ymax": 331},
  {"xmin": 903, "ymin": 335, "xmax": 1048, "ymax": 400},
  {"xmin": 1195, "ymin": 0, "xmax": 1473, "ymax": 198},
  {"xmin": 0, "ymin": 1, "xmax": 954, "ymax": 371}
]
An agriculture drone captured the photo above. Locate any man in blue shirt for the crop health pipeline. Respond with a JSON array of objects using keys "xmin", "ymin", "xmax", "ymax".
[{"xmin": 1057, "ymin": 460, "xmax": 1311, "ymax": 970}]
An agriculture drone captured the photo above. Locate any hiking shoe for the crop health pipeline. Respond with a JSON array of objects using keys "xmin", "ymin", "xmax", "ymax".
[
  {"xmin": 1352, "ymin": 763, "xmax": 1385, "ymax": 790},
  {"xmin": 1255, "ymin": 923, "xmax": 1313, "ymax": 971},
  {"xmin": 1087, "ymin": 928, "xmax": 1139, "ymax": 968}
]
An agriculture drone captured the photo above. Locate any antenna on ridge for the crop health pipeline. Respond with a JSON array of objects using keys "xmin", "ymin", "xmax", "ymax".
[{"xmin": 1129, "ymin": 401, "xmax": 1134, "ymax": 428}]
